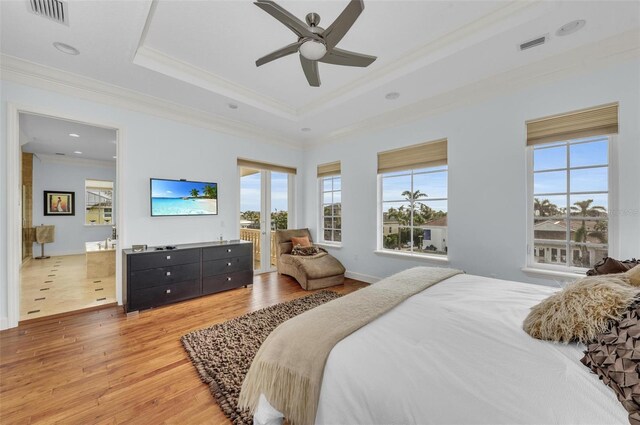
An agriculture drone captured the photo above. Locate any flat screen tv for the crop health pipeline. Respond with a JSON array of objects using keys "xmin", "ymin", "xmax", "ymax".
[{"xmin": 150, "ymin": 178, "xmax": 218, "ymax": 216}]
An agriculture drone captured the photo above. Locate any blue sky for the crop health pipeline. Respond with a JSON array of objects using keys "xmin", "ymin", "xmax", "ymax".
[
  {"xmin": 533, "ymin": 138, "xmax": 608, "ymax": 210},
  {"xmin": 151, "ymin": 179, "xmax": 216, "ymax": 198},
  {"xmin": 240, "ymin": 172, "xmax": 288, "ymax": 212}
]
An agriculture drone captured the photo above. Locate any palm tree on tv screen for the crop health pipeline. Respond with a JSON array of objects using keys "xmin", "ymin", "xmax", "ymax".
[
  {"xmin": 190, "ymin": 188, "xmax": 199, "ymax": 198},
  {"xmin": 203, "ymin": 184, "xmax": 217, "ymax": 199}
]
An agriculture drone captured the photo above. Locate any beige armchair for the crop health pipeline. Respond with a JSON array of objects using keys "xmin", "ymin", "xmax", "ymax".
[{"xmin": 275, "ymin": 228, "xmax": 345, "ymax": 290}]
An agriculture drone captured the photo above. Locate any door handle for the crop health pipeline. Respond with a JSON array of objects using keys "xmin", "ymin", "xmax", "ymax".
[
  {"xmin": 166, "ymin": 271, "xmax": 171, "ymax": 276},
  {"xmin": 166, "ymin": 255, "xmax": 171, "ymax": 260},
  {"xmin": 227, "ymin": 262, "xmax": 231, "ymax": 266},
  {"xmin": 165, "ymin": 289, "xmax": 171, "ymax": 294}
]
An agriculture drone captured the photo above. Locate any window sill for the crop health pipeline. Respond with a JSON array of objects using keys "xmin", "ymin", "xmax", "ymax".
[
  {"xmin": 316, "ymin": 242, "xmax": 342, "ymax": 249},
  {"xmin": 521, "ymin": 267, "xmax": 585, "ymax": 280},
  {"xmin": 374, "ymin": 250, "xmax": 449, "ymax": 264}
]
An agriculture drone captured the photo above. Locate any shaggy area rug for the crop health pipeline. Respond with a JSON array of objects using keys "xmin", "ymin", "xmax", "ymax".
[{"xmin": 181, "ymin": 290, "xmax": 342, "ymax": 425}]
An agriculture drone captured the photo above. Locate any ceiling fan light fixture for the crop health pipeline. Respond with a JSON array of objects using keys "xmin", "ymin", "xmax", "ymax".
[{"xmin": 299, "ymin": 39, "xmax": 327, "ymax": 61}]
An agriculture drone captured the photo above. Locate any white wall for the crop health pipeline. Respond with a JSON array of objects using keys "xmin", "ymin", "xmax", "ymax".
[
  {"xmin": 0, "ymin": 80, "xmax": 304, "ymax": 328},
  {"xmin": 302, "ymin": 59, "xmax": 640, "ymax": 286},
  {"xmin": 31, "ymin": 156, "xmax": 116, "ymax": 256}
]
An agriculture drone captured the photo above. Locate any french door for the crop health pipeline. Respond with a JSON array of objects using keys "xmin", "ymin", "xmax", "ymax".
[{"xmin": 240, "ymin": 167, "xmax": 294, "ymax": 274}]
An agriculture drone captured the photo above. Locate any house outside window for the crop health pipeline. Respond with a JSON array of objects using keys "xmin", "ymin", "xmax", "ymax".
[{"xmin": 85, "ymin": 179, "xmax": 114, "ymax": 225}]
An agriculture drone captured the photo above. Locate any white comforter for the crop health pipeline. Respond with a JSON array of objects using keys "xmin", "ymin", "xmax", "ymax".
[{"xmin": 255, "ymin": 274, "xmax": 627, "ymax": 425}]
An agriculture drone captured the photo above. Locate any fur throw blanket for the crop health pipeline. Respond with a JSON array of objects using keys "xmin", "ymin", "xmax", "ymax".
[{"xmin": 291, "ymin": 245, "xmax": 326, "ymax": 256}]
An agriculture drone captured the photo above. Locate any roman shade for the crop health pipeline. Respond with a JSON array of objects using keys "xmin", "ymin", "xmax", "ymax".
[
  {"xmin": 526, "ymin": 103, "xmax": 619, "ymax": 146},
  {"xmin": 377, "ymin": 138, "xmax": 447, "ymax": 174},
  {"xmin": 317, "ymin": 161, "xmax": 341, "ymax": 178},
  {"xmin": 237, "ymin": 158, "xmax": 297, "ymax": 175}
]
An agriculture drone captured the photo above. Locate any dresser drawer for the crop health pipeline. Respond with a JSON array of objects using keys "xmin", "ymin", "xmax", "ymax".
[
  {"xmin": 203, "ymin": 256, "xmax": 252, "ymax": 277},
  {"xmin": 203, "ymin": 270, "xmax": 253, "ymax": 295},
  {"xmin": 202, "ymin": 244, "xmax": 252, "ymax": 261},
  {"xmin": 130, "ymin": 248, "xmax": 200, "ymax": 271},
  {"xmin": 129, "ymin": 262, "xmax": 200, "ymax": 290},
  {"xmin": 129, "ymin": 280, "xmax": 200, "ymax": 311}
]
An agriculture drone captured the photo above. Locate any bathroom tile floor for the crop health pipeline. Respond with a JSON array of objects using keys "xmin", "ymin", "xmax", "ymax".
[{"xmin": 20, "ymin": 254, "xmax": 116, "ymax": 321}]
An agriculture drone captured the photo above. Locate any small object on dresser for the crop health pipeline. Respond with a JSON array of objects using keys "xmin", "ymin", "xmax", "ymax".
[{"xmin": 132, "ymin": 244, "xmax": 147, "ymax": 252}]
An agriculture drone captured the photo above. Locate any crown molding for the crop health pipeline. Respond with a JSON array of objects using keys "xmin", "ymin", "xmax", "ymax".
[
  {"xmin": 0, "ymin": 54, "xmax": 302, "ymax": 150},
  {"xmin": 33, "ymin": 153, "xmax": 116, "ymax": 168},
  {"xmin": 306, "ymin": 30, "xmax": 640, "ymax": 149}
]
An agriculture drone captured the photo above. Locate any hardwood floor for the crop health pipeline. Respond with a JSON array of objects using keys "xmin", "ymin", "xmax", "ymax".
[
  {"xmin": 0, "ymin": 273, "xmax": 366, "ymax": 424},
  {"xmin": 20, "ymin": 255, "xmax": 116, "ymax": 321}
]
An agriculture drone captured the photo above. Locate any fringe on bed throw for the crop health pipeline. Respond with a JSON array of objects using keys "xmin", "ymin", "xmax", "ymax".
[
  {"xmin": 238, "ymin": 361, "xmax": 318, "ymax": 425},
  {"xmin": 238, "ymin": 266, "xmax": 463, "ymax": 425}
]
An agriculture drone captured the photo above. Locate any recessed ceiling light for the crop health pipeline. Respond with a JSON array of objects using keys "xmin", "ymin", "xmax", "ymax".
[
  {"xmin": 73, "ymin": 151, "xmax": 82, "ymax": 154},
  {"xmin": 228, "ymin": 103, "xmax": 239, "ymax": 110},
  {"xmin": 301, "ymin": 127, "xmax": 311, "ymax": 132},
  {"xmin": 69, "ymin": 133, "xmax": 80, "ymax": 138},
  {"xmin": 385, "ymin": 92, "xmax": 400, "ymax": 100},
  {"xmin": 556, "ymin": 20, "xmax": 586, "ymax": 37},
  {"xmin": 53, "ymin": 42, "xmax": 80, "ymax": 55}
]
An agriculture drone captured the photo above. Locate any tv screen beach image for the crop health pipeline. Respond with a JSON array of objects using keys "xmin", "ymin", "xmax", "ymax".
[{"xmin": 151, "ymin": 179, "xmax": 218, "ymax": 216}]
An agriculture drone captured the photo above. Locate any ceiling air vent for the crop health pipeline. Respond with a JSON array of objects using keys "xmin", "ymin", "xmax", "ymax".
[
  {"xmin": 28, "ymin": 0, "xmax": 68, "ymax": 25},
  {"xmin": 519, "ymin": 35, "xmax": 547, "ymax": 51}
]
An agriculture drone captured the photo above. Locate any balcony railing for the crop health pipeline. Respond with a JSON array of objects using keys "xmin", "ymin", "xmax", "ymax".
[{"xmin": 239, "ymin": 228, "xmax": 277, "ymax": 269}]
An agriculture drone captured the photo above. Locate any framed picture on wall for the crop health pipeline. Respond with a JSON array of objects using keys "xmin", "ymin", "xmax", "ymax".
[{"xmin": 44, "ymin": 191, "xmax": 75, "ymax": 216}]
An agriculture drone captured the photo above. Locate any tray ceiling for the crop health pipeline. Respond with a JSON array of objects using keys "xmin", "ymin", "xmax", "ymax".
[{"xmin": 1, "ymin": 1, "xmax": 639, "ymax": 146}]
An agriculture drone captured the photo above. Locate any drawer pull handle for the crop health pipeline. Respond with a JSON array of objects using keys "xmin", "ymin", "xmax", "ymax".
[
  {"xmin": 227, "ymin": 277, "xmax": 232, "ymax": 281},
  {"xmin": 166, "ymin": 271, "xmax": 171, "ymax": 276},
  {"xmin": 227, "ymin": 249, "xmax": 232, "ymax": 253},
  {"xmin": 166, "ymin": 255, "xmax": 171, "ymax": 260},
  {"xmin": 227, "ymin": 262, "xmax": 232, "ymax": 266},
  {"xmin": 166, "ymin": 289, "xmax": 171, "ymax": 294}
]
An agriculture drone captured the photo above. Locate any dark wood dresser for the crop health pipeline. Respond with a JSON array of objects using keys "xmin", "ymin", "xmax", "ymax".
[{"xmin": 122, "ymin": 240, "xmax": 253, "ymax": 313}]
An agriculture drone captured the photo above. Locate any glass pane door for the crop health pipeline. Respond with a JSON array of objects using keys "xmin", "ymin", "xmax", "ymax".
[
  {"xmin": 240, "ymin": 168, "xmax": 261, "ymax": 271},
  {"xmin": 240, "ymin": 168, "xmax": 292, "ymax": 273},
  {"xmin": 270, "ymin": 172, "xmax": 289, "ymax": 269}
]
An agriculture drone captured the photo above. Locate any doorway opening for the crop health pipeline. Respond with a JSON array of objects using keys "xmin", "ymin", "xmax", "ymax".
[
  {"xmin": 239, "ymin": 167, "xmax": 294, "ymax": 274},
  {"xmin": 19, "ymin": 112, "xmax": 118, "ymax": 321}
]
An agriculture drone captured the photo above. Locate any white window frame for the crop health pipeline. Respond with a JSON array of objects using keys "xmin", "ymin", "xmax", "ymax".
[
  {"xmin": 526, "ymin": 135, "xmax": 618, "ymax": 273},
  {"xmin": 377, "ymin": 166, "xmax": 448, "ymax": 260},
  {"xmin": 319, "ymin": 175, "xmax": 342, "ymax": 245},
  {"xmin": 85, "ymin": 179, "xmax": 114, "ymax": 226}
]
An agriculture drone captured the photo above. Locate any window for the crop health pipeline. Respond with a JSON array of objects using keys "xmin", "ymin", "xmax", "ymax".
[
  {"xmin": 320, "ymin": 176, "xmax": 342, "ymax": 243},
  {"xmin": 530, "ymin": 136, "xmax": 610, "ymax": 269},
  {"xmin": 85, "ymin": 179, "xmax": 114, "ymax": 225},
  {"xmin": 380, "ymin": 166, "xmax": 448, "ymax": 255}
]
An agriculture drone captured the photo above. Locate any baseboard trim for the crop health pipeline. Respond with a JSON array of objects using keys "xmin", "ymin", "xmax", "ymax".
[
  {"xmin": 0, "ymin": 316, "xmax": 9, "ymax": 331},
  {"xmin": 345, "ymin": 271, "xmax": 380, "ymax": 284}
]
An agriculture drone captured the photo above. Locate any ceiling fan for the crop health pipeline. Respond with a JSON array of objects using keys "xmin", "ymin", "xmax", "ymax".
[{"xmin": 254, "ymin": 0, "xmax": 377, "ymax": 87}]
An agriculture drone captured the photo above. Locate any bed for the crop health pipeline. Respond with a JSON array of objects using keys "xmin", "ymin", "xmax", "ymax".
[{"xmin": 252, "ymin": 273, "xmax": 627, "ymax": 424}]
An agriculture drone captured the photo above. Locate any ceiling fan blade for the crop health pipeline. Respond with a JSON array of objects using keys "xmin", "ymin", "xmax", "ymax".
[
  {"xmin": 256, "ymin": 42, "xmax": 302, "ymax": 67},
  {"xmin": 254, "ymin": 1, "xmax": 319, "ymax": 40},
  {"xmin": 323, "ymin": 0, "xmax": 364, "ymax": 50},
  {"xmin": 300, "ymin": 55, "xmax": 320, "ymax": 87},
  {"xmin": 320, "ymin": 47, "xmax": 376, "ymax": 67}
]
